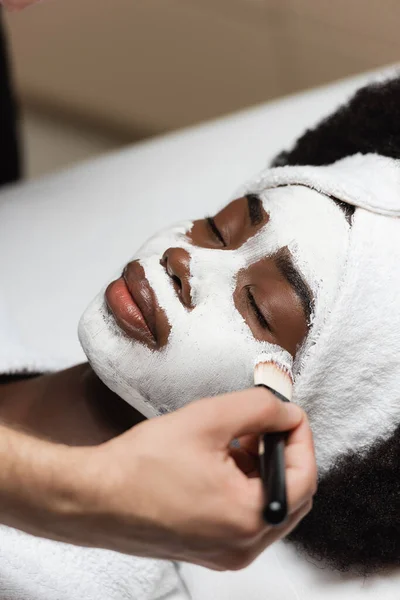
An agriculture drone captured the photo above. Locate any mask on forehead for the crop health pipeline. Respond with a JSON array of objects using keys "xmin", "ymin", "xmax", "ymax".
[
  {"xmin": 243, "ymin": 154, "xmax": 400, "ymax": 474},
  {"xmin": 79, "ymin": 184, "xmax": 349, "ymax": 419}
]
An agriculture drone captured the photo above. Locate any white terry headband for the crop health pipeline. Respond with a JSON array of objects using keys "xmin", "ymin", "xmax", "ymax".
[
  {"xmin": 245, "ymin": 152, "xmax": 400, "ymax": 217},
  {"xmin": 245, "ymin": 152, "xmax": 400, "ymax": 473}
]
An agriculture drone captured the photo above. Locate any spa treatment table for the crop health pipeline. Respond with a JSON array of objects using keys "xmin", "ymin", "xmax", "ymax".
[{"xmin": 0, "ymin": 65, "xmax": 399, "ymax": 600}]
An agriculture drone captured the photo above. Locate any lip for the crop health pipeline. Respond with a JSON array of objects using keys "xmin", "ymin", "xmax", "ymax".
[{"xmin": 105, "ymin": 261, "xmax": 160, "ymax": 348}]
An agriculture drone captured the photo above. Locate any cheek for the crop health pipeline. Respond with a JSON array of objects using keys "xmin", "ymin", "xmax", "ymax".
[
  {"xmin": 150, "ymin": 304, "xmax": 293, "ymax": 413},
  {"xmin": 129, "ymin": 228, "xmax": 296, "ymax": 409},
  {"xmin": 147, "ymin": 270, "xmax": 280, "ymax": 402},
  {"xmin": 144, "ymin": 251, "xmax": 262, "ymax": 403},
  {"xmin": 151, "ymin": 308, "xmax": 266, "ymax": 408}
]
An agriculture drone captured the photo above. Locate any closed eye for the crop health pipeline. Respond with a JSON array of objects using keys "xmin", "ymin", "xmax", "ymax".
[
  {"xmin": 206, "ymin": 216, "xmax": 226, "ymax": 247},
  {"xmin": 247, "ymin": 287, "xmax": 271, "ymax": 331}
]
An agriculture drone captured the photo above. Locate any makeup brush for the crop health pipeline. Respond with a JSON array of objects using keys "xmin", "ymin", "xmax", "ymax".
[{"xmin": 254, "ymin": 357, "xmax": 293, "ymax": 526}]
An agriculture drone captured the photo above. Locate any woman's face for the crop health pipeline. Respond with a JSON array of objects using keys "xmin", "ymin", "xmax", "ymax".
[{"xmin": 79, "ymin": 185, "xmax": 350, "ymax": 417}]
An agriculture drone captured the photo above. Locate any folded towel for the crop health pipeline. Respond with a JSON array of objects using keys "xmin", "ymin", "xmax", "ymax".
[
  {"xmin": 179, "ymin": 151, "xmax": 400, "ymax": 596},
  {"xmin": 247, "ymin": 152, "xmax": 400, "ymax": 217},
  {"xmin": 241, "ymin": 152, "xmax": 400, "ymax": 473},
  {"xmin": 0, "ymin": 525, "xmax": 188, "ymax": 600}
]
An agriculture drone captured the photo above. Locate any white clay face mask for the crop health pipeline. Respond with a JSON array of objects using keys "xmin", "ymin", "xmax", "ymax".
[{"xmin": 79, "ymin": 185, "xmax": 350, "ymax": 418}]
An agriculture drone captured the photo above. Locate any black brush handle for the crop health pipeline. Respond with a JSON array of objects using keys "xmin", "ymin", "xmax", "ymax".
[
  {"xmin": 261, "ymin": 432, "xmax": 287, "ymax": 525},
  {"xmin": 256, "ymin": 384, "xmax": 289, "ymax": 526}
]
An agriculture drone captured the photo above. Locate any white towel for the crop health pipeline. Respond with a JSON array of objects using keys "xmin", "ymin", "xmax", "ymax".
[
  {"xmin": 241, "ymin": 152, "xmax": 400, "ymax": 473},
  {"xmin": 178, "ymin": 152, "xmax": 400, "ymax": 597},
  {"xmin": 0, "ymin": 525, "xmax": 188, "ymax": 600},
  {"xmin": 246, "ymin": 152, "xmax": 400, "ymax": 217}
]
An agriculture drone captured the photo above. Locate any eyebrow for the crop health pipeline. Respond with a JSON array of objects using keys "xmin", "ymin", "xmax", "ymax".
[
  {"xmin": 246, "ymin": 194, "xmax": 264, "ymax": 226},
  {"xmin": 274, "ymin": 249, "xmax": 313, "ymax": 323}
]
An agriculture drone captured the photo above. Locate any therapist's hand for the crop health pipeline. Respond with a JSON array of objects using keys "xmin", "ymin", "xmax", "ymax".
[{"xmin": 69, "ymin": 388, "xmax": 317, "ymax": 570}]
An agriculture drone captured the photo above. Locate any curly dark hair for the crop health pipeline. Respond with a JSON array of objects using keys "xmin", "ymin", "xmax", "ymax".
[
  {"xmin": 289, "ymin": 425, "xmax": 400, "ymax": 574},
  {"xmin": 271, "ymin": 76, "xmax": 400, "ymax": 167},
  {"xmin": 272, "ymin": 75, "xmax": 400, "ymax": 573}
]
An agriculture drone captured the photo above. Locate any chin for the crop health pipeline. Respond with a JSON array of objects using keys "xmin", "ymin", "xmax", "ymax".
[
  {"xmin": 78, "ymin": 290, "xmax": 159, "ymax": 418},
  {"xmin": 78, "ymin": 278, "xmax": 259, "ymax": 421}
]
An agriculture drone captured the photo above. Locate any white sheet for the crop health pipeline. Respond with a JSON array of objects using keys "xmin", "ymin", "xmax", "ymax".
[
  {"xmin": 180, "ymin": 541, "xmax": 400, "ymax": 600},
  {"xmin": 0, "ymin": 525, "xmax": 189, "ymax": 600}
]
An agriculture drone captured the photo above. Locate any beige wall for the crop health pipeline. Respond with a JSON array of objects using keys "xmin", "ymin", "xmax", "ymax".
[{"xmin": 5, "ymin": 0, "xmax": 400, "ymax": 140}]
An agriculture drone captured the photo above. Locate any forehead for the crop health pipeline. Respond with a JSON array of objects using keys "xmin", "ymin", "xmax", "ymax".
[
  {"xmin": 259, "ymin": 185, "xmax": 347, "ymax": 227},
  {"xmin": 251, "ymin": 186, "xmax": 350, "ymax": 295}
]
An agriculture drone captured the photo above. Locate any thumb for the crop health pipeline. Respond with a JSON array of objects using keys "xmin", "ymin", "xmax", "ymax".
[{"xmin": 189, "ymin": 387, "xmax": 303, "ymax": 445}]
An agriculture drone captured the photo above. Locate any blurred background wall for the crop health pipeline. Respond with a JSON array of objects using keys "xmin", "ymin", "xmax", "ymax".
[{"xmin": 5, "ymin": 0, "xmax": 400, "ymax": 178}]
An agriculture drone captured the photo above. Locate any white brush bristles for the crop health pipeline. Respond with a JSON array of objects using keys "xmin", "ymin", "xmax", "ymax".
[{"xmin": 254, "ymin": 357, "xmax": 293, "ymax": 400}]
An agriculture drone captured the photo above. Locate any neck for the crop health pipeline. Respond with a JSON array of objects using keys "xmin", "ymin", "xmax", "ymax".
[{"xmin": 0, "ymin": 364, "xmax": 145, "ymax": 446}]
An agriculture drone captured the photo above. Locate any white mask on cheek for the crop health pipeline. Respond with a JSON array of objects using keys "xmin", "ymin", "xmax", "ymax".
[
  {"xmin": 79, "ymin": 186, "xmax": 349, "ymax": 418},
  {"xmin": 79, "ymin": 224, "xmax": 290, "ymax": 417}
]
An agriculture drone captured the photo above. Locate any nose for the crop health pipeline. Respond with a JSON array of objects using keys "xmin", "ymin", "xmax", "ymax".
[{"xmin": 161, "ymin": 247, "xmax": 193, "ymax": 308}]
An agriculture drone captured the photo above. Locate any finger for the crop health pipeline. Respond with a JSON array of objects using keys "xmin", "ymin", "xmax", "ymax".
[
  {"xmin": 243, "ymin": 421, "xmax": 316, "ymax": 519},
  {"xmin": 229, "ymin": 447, "xmax": 259, "ymax": 477},
  {"xmin": 236, "ymin": 434, "xmax": 259, "ymax": 457},
  {"xmin": 255, "ymin": 498, "xmax": 313, "ymax": 553},
  {"xmin": 238, "ymin": 412, "xmax": 316, "ymax": 511},
  {"xmin": 238, "ymin": 409, "xmax": 315, "ymax": 452},
  {"xmin": 238, "ymin": 407, "xmax": 315, "ymax": 461},
  {"xmin": 285, "ymin": 415, "xmax": 318, "ymax": 512},
  {"xmin": 223, "ymin": 499, "xmax": 313, "ymax": 571},
  {"xmin": 188, "ymin": 388, "xmax": 304, "ymax": 445},
  {"xmin": 285, "ymin": 410, "xmax": 315, "ymax": 467}
]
